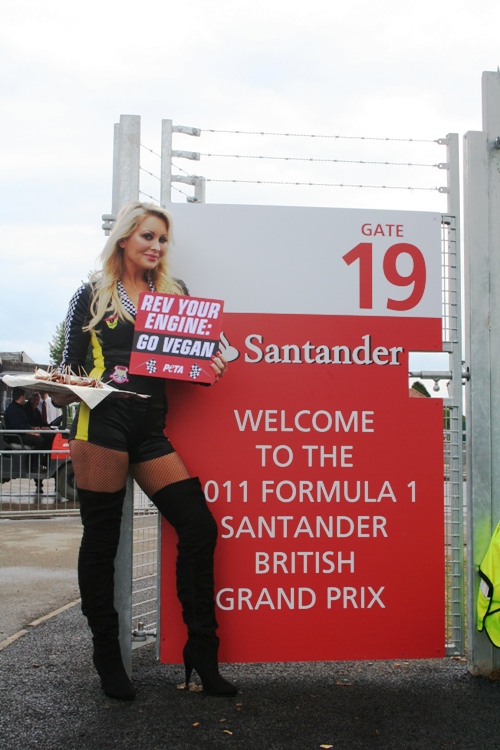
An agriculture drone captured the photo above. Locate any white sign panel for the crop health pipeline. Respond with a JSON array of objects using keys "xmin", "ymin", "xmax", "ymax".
[{"xmin": 168, "ymin": 204, "xmax": 442, "ymax": 317}]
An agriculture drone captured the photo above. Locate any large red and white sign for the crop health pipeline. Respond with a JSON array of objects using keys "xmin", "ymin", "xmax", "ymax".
[{"xmin": 159, "ymin": 204, "xmax": 444, "ymax": 663}]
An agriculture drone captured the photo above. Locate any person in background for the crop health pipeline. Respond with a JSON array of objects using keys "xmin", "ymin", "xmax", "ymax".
[
  {"xmin": 4, "ymin": 387, "xmax": 46, "ymax": 492},
  {"xmin": 58, "ymin": 200, "xmax": 236, "ymax": 702},
  {"xmin": 24, "ymin": 392, "xmax": 49, "ymax": 428},
  {"xmin": 23, "ymin": 392, "xmax": 55, "ymax": 458},
  {"xmin": 5, "ymin": 388, "xmax": 44, "ymax": 441},
  {"xmin": 39, "ymin": 391, "xmax": 62, "ymax": 425}
]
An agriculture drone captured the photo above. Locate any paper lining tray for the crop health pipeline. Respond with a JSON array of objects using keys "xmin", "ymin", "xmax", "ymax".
[{"xmin": 1, "ymin": 371, "xmax": 149, "ymax": 409}]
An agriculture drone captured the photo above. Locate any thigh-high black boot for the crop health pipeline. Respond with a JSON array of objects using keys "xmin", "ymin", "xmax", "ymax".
[
  {"xmin": 78, "ymin": 487, "xmax": 136, "ymax": 701},
  {"xmin": 152, "ymin": 477, "xmax": 237, "ymax": 696}
]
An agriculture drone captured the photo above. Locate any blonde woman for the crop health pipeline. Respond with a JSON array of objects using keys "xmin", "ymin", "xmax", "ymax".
[{"xmin": 60, "ymin": 201, "xmax": 235, "ymax": 700}]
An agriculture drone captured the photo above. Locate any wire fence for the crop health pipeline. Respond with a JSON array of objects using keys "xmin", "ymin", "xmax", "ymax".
[
  {"xmin": 138, "ymin": 126, "xmax": 450, "ymax": 211},
  {"xmin": 441, "ymin": 213, "xmax": 466, "ymax": 654},
  {"xmin": 132, "ymin": 488, "xmax": 159, "ymax": 636},
  {"xmin": 0, "ymin": 430, "xmax": 77, "ymax": 514}
]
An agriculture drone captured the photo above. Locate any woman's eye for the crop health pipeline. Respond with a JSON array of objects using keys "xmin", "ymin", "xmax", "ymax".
[
  {"xmin": 143, "ymin": 233, "xmax": 153, "ymax": 240},
  {"xmin": 159, "ymin": 236, "xmax": 168, "ymax": 243}
]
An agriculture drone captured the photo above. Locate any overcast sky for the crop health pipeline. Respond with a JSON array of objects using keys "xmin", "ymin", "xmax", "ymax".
[{"xmin": 0, "ymin": 0, "xmax": 498, "ymax": 377}]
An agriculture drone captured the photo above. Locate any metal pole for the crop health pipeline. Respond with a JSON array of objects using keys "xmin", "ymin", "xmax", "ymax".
[
  {"xmin": 112, "ymin": 115, "xmax": 141, "ymax": 675},
  {"xmin": 114, "ymin": 477, "xmax": 134, "ymax": 677},
  {"xmin": 111, "ymin": 123, "xmax": 121, "ymax": 216},
  {"xmin": 464, "ymin": 70, "xmax": 500, "ymax": 675},
  {"xmin": 444, "ymin": 133, "xmax": 462, "ymax": 401},
  {"xmin": 160, "ymin": 119, "xmax": 173, "ymax": 206},
  {"xmin": 156, "ymin": 511, "xmax": 162, "ymax": 660},
  {"xmin": 442, "ymin": 133, "xmax": 465, "ymax": 656},
  {"xmin": 194, "ymin": 176, "xmax": 206, "ymax": 204}
]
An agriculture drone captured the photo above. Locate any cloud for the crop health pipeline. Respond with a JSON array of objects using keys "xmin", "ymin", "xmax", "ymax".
[{"xmin": 0, "ymin": 224, "xmax": 103, "ymax": 363}]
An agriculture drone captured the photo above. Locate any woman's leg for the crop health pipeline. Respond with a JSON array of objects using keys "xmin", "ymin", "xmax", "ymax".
[
  {"xmin": 71, "ymin": 441, "xmax": 134, "ymax": 699},
  {"xmin": 132, "ymin": 455, "xmax": 217, "ymax": 638},
  {"xmin": 131, "ymin": 454, "xmax": 237, "ymax": 695}
]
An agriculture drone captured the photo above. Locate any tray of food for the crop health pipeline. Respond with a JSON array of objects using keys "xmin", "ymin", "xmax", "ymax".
[{"xmin": 1, "ymin": 368, "xmax": 149, "ymax": 409}]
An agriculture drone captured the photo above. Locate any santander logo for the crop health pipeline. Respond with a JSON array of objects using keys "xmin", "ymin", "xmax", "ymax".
[
  {"xmin": 219, "ymin": 332, "xmax": 241, "ymax": 362},
  {"xmin": 220, "ymin": 332, "xmax": 404, "ymax": 367}
]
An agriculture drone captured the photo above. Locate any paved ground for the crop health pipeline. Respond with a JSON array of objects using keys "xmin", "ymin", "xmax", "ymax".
[
  {"xmin": 2, "ymin": 516, "xmax": 500, "ymax": 749},
  {"xmin": 0, "ymin": 516, "xmax": 81, "ymax": 640}
]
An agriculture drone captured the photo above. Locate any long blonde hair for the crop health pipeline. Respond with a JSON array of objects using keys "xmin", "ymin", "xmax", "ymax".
[{"xmin": 85, "ymin": 201, "xmax": 184, "ymax": 332}]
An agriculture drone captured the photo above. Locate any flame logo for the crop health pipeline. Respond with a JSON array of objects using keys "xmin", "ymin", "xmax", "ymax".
[
  {"xmin": 219, "ymin": 332, "xmax": 240, "ymax": 362},
  {"xmin": 104, "ymin": 314, "xmax": 119, "ymax": 329}
]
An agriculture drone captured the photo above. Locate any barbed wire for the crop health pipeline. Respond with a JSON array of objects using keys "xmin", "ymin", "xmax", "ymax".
[
  {"xmin": 200, "ymin": 152, "xmax": 439, "ymax": 168},
  {"xmin": 141, "ymin": 143, "xmax": 161, "ymax": 159},
  {"xmin": 140, "ymin": 166, "xmax": 161, "ymax": 182},
  {"xmin": 141, "ymin": 138, "xmax": 445, "ymax": 196},
  {"xmin": 203, "ymin": 129, "xmax": 439, "ymax": 144},
  {"xmin": 139, "ymin": 189, "xmax": 160, "ymax": 203},
  {"xmin": 172, "ymin": 162, "xmax": 192, "ymax": 176},
  {"xmin": 206, "ymin": 178, "xmax": 440, "ymax": 192},
  {"xmin": 171, "ymin": 184, "xmax": 193, "ymax": 199}
]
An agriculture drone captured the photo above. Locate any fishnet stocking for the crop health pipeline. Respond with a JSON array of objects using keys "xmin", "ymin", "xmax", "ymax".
[
  {"xmin": 71, "ymin": 441, "xmax": 129, "ymax": 492},
  {"xmin": 130, "ymin": 452, "xmax": 190, "ymax": 497}
]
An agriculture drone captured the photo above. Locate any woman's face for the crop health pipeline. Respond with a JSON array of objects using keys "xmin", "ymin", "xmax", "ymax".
[{"xmin": 119, "ymin": 215, "xmax": 168, "ymax": 274}]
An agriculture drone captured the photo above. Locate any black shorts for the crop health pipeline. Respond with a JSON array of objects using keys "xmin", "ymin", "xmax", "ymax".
[{"xmin": 69, "ymin": 395, "xmax": 175, "ymax": 464}]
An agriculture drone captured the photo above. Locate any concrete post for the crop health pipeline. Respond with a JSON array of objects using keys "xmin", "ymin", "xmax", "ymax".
[
  {"xmin": 109, "ymin": 115, "xmax": 141, "ymax": 675},
  {"xmin": 465, "ymin": 70, "xmax": 500, "ymax": 675},
  {"xmin": 111, "ymin": 123, "xmax": 121, "ymax": 216},
  {"xmin": 117, "ymin": 115, "xmax": 141, "ymax": 207},
  {"xmin": 103, "ymin": 115, "xmax": 141, "ymax": 231}
]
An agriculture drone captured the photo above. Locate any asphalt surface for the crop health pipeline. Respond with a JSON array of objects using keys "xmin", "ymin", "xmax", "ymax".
[
  {"xmin": 0, "ymin": 516, "xmax": 81, "ymax": 639},
  {"xmin": 2, "ymin": 518, "xmax": 500, "ymax": 749}
]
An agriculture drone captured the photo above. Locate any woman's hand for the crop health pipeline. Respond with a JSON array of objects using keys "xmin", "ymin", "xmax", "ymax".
[{"xmin": 210, "ymin": 353, "xmax": 228, "ymax": 384}]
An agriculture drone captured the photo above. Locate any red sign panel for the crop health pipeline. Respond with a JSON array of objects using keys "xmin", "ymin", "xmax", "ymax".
[
  {"xmin": 160, "ymin": 312, "xmax": 444, "ymax": 662},
  {"xmin": 158, "ymin": 204, "xmax": 444, "ymax": 663},
  {"xmin": 129, "ymin": 293, "xmax": 224, "ymax": 384}
]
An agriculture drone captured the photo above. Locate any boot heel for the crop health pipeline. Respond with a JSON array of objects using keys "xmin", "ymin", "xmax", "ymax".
[
  {"xmin": 183, "ymin": 638, "xmax": 237, "ymax": 696},
  {"xmin": 184, "ymin": 659, "xmax": 194, "ymax": 686},
  {"xmin": 93, "ymin": 642, "xmax": 136, "ymax": 701}
]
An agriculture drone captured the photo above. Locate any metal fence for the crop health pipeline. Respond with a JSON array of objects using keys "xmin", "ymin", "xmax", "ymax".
[
  {"xmin": 0, "ymin": 429, "xmax": 78, "ymax": 513},
  {"xmin": 131, "ymin": 488, "xmax": 159, "ymax": 641},
  {"xmin": 441, "ymin": 214, "xmax": 466, "ymax": 655},
  {"xmin": 0, "ymin": 435, "xmax": 160, "ymax": 642}
]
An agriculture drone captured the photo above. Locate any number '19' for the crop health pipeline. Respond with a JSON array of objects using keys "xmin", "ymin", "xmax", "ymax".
[{"xmin": 342, "ymin": 242, "xmax": 426, "ymax": 311}]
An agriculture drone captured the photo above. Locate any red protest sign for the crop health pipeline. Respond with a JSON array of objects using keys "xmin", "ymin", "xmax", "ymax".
[{"xmin": 129, "ymin": 292, "xmax": 224, "ymax": 384}]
